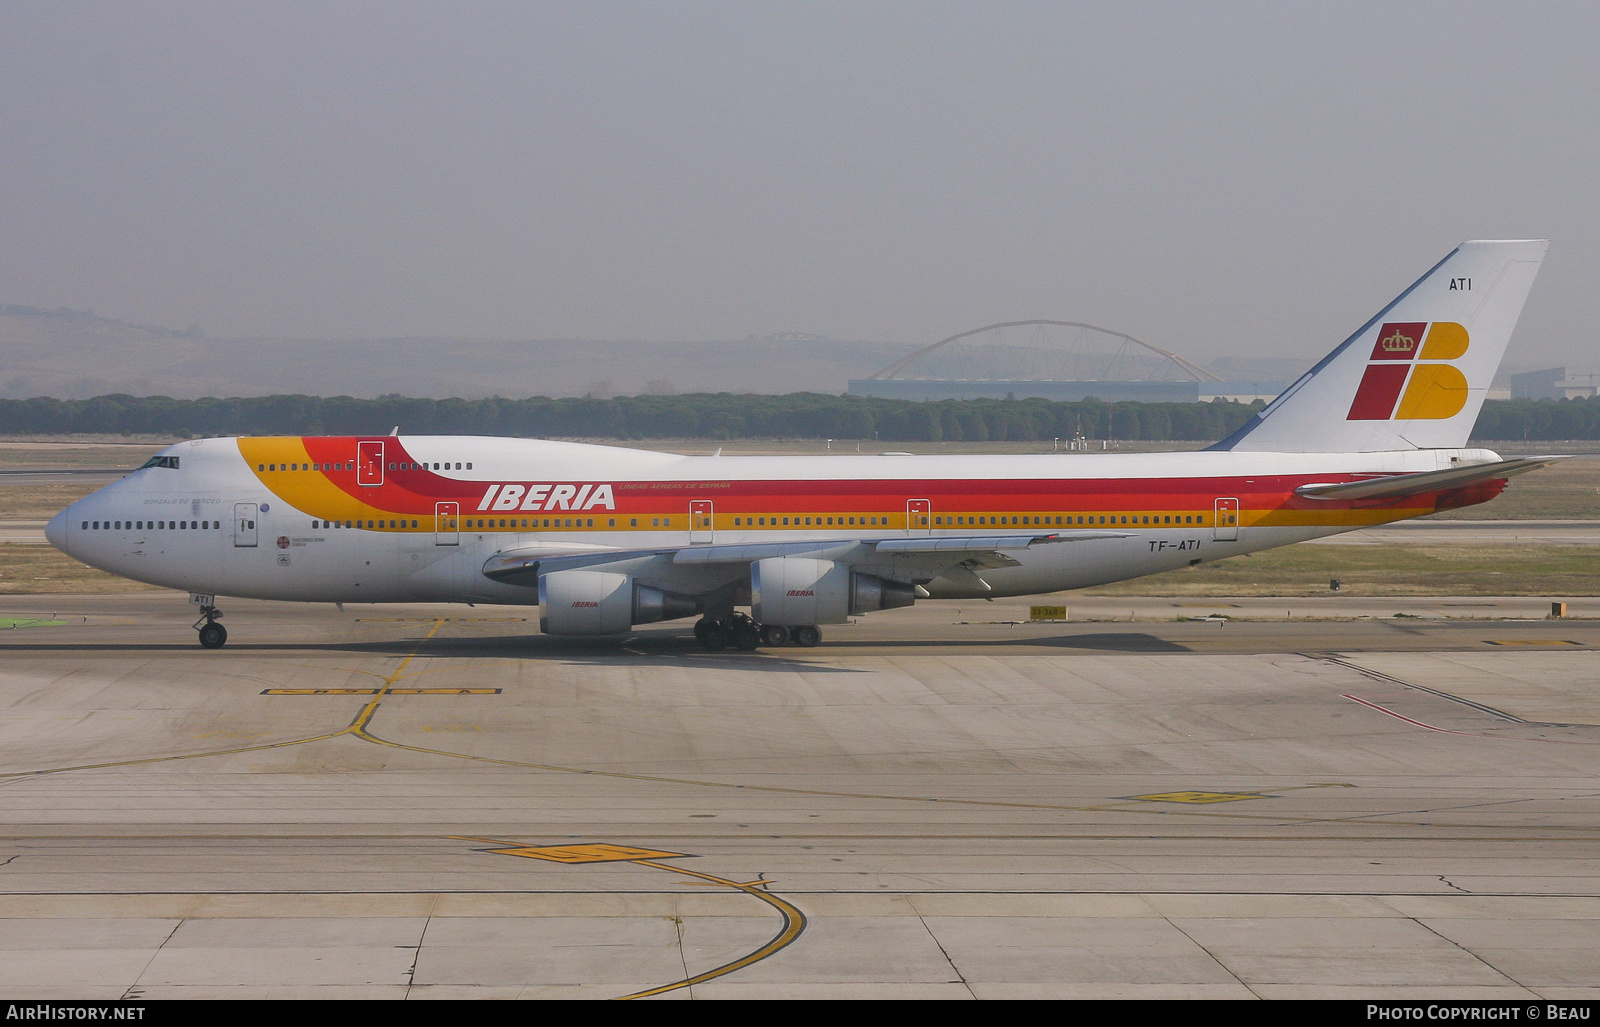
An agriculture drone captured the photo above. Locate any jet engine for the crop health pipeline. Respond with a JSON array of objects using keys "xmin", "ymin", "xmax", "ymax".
[
  {"xmin": 538, "ymin": 570, "xmax": 697, "ymax": 635},
  {"xmin": 750, "ymin": 557, "xmax": 915, "ymax": 626}
]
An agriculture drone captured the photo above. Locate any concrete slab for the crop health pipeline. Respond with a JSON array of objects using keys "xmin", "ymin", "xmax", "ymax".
[
  {"xmin": 1, "ymin": 594, "xmax": 1598, "ymax": 997},
  {"xmin": 410, "ymin": 917, "xmax": 684, "ymax": 987},
  {"xmin": 1171, "ymin": 917, "xmax": 1515, "ymax": 987},
  {"xmin": 137, "ymin": 918, "xmax": 426, "ymax": 987},
  {"xmin": 1421, "ymin": 919, "xmax": 1600, "ymax": 988},
  {"xmin": 926, "ymin": 916, "xmax": 1240, "ymax": 985}
]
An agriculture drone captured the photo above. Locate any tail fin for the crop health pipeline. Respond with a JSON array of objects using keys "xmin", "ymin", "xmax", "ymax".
[{"xmin": 1210, "ymin": 240, "xmax": 1548, "ymax": 452}]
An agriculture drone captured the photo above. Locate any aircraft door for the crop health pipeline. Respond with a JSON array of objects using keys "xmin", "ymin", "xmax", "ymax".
[
  {"xmin": 435, "ymin": 502, "xmax": 459, "ymax": 546},
  {"xmin": 233, "ymin": 503, "xmax": 258, "ymax": 547},
  {"xmin": 1213, "ymin": 497, "xmax": 1239, "ymax": 541},
  {"xmin": 690, "ymin": 500, "xmax": 713, "ymax": 544},
  {"xmin": 356, "ymin": 441, "xmax": 385, "ymax": 486},
  {"xmin": 906, "ymin": 499, "xmax": 931, "ymax": 536}
]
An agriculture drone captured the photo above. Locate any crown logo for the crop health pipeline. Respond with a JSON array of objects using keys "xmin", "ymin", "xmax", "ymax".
[{"xmin": 1380, "ymin": 329, "xmax": 1416, "ymax": 353}]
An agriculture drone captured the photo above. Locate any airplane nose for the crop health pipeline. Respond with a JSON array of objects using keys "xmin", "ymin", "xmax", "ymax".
[{"xmin": 45, "ymin": 508, "xmax": 69, "ymax": 553}]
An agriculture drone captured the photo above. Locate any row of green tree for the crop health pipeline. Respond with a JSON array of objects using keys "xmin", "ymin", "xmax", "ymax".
[{"xmin": 0, "ymin": 392, "xmax": 1593, "ymax": 441}]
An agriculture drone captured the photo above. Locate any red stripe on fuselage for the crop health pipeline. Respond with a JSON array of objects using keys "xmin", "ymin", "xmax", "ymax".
[{"xmin": 286, "ymin": 437, "xmax": 1444, "ymax": 517}]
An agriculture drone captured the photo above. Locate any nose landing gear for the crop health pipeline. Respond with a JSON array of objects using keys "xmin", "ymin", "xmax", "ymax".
[{"xmin": 193, "ymin": 604, "xmax": 227, "ymax": 649}]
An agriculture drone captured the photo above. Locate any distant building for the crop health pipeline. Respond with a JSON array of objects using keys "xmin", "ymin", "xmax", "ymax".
[{"xmin": 1510, "ymin": 367, "xmax": 1600, "ymax": 400}]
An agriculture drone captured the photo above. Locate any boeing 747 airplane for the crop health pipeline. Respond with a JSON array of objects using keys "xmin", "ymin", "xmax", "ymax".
[{"xmin": 46, "ymin": 240, "xmax": 1554, "ymax": 649}]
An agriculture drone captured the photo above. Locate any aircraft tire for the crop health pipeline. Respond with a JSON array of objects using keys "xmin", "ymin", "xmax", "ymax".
[
  {"xmin": 732, "ymin": 623, "xmax": 761, "ymax": 651},
  {"xmin": 701, "ymin": 623, "xmax": 731, "ymax": 651},
  {"xmin": 198, "ymin": 623, "xmax": 228, "ymax": 649},
  {"xmin": 759, "ymin": 624, "xmax": 789, "ymax": 646},
  {"xmin": 792, "ymin": 625, "xmax": 821, "ymax": 647}
]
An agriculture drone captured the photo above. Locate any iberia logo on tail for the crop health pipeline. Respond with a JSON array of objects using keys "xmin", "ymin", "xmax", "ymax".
[{"xmin": 1346, "ymin": 321, "xmax": 1471, "ymax": 420}]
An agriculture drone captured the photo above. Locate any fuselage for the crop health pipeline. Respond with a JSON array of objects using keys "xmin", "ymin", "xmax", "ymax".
[{"xmin": 46, "ymin": 435, "xmax": 1505, "ymax": 606}]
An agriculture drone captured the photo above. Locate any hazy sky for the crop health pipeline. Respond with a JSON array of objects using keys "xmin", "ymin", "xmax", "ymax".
[{"xmin": 3, "ymin": 1, "xmax": 1597, "ymax": 369}]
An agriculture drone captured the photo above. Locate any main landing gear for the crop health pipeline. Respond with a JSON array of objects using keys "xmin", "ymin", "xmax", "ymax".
[
  {"xmin": 694, "ymin": 615, "xmax": 820, "ymax": 651},
  {"xmin": 193, "ymin": 604, "xmax": 227, "ymax": 649}
]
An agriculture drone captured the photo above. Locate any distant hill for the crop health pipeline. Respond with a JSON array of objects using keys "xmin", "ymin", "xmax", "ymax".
[{"xmin": 0, "ymin": 308, "xmax": 916, "ymax": 400}]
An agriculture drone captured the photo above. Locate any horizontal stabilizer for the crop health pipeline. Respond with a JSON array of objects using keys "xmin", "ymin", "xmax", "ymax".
[{"xmin": 1294, "ymin": 457, "xmax": 1564, "ymax": 501}]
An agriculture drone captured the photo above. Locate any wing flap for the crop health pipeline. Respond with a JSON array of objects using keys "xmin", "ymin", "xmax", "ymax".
[
  {"xmin": 483, "ymin": 530, "xmax": 1135, "ymax": 586},
  {"xmin": 874, "ymin": 531, "xmax": 1130, "ymax": 553}
]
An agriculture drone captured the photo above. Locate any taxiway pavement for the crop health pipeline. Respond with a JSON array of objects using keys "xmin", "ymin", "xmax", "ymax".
[{"xmin": 1, "ymin": 592, "xmax": 1598, "ymax": 999}]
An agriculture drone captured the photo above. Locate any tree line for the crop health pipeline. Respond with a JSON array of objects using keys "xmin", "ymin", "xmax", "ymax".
[{"xmin": 0, "ymin": 392, "xmax": 1592, "ymax": 442}]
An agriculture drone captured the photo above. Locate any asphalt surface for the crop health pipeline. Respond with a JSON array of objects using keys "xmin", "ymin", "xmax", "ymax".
[{"xmin": 2, "ymin": 593, "xmax": 1599, "ymax": 998}]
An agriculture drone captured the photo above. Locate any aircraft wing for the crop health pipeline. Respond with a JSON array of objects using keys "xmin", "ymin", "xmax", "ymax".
[
  {"xmin": 481, "ymin": 531, "xmax": 1133, "ymax": 587},
  {"xmin": 1293, "ymin": 457, "xmax": 1564, "ymax": 501}
]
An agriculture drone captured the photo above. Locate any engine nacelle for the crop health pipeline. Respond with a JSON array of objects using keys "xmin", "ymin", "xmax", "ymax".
[
  {"xmin": 751, "ymin": 558, "xmax": 915, "ymax": 626},
  {"xmin": 538, "ymin": 570, "xmax": 697, "ymax": 635}
]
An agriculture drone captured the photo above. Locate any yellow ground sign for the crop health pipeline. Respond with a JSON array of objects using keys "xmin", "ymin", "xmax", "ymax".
[
  {"xmin": 489, "ymin": 843, "xmax": 688, "ymax": 864},
  {"xmin": 1125, "ymin": 791, "xmax": 1264, "ymax": 804},
  {"xmin": 263, "ymin": 688, "xmax": 379, "ymax": 695},
  {"xmin": 1030, "ymin": 605, "xmax": 1068, "ymax": 621}
]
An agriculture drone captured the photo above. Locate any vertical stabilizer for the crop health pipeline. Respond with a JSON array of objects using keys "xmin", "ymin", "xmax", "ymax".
[{"xmin": 1211, "ymin": 240, "xmax": 1547, "ymax": 452}]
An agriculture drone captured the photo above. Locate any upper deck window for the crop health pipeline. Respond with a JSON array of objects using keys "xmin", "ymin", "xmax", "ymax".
[{"xmin": 139, "ymin": 456, "xmax": 179, "ymax": 470}]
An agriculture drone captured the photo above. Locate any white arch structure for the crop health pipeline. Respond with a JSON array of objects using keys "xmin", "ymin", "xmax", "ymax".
[{"xmin": 867, "ymin": 320, "xmax": 1223, "ymax": 384}]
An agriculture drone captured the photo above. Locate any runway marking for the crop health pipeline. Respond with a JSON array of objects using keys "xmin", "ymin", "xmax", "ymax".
[
  {"xmin": 486, "ymin": 843, "xmax": 688, "ymax": 864},
  {"xmin": 1341, "ymin": 694, "xmax": 1600, "ymax": 745},
  {"xmin": 454, "ymin": 835, "xmax": 807, "ymax": 1000},
  {"xmin": 1315, "ymin": 654, "xmax": 1528, "ymax": 723},
  {"xmin": 1122, "ymin": 791, "xmax": 1265, "ymax": 804},
  {"xmin": 261, "ymin": 688, "xmax": 500, "ymax": 695},
  {"xmin": 1484, "ymin": 639, "xmax": 1584, "ymax": 646}
]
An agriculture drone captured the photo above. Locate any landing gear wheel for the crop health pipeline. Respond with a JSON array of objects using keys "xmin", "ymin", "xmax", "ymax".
[
  {"xmin": 693, "ymin": 618, "xmax": 715, "ymax": 645},
  {"xmin": 792, "ymin": 625, "xmax": 821, "ymax": 647},
  {"xmin": 198, "ymin": 622, "xmax": 228, "ymax": 649},
  {"xmin": 700, "ymin": 623, "xmax": 731, "ymax": 651},
  {"xmin": 732, "ymin": 623, "xmax": 761, "ymax": 651},
  {"xmin": 760, "ymin": 624, "xmax": 789, "ymax": 647}
]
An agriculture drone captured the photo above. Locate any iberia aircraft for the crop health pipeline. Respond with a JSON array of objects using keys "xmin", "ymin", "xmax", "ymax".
[{"xmin": 46, "ymin": 240, "xmax": 1557, "ymax": 650}]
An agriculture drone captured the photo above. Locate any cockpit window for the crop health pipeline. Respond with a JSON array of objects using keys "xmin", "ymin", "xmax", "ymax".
[{"xmin": 139, "ymin": 456, "xmax": 180, "ymax": 470}]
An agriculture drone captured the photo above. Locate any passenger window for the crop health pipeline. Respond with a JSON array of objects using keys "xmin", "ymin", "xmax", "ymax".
[{"xmin": 466, "ymin": 463, "xmax": 472, "ymax": 470}]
